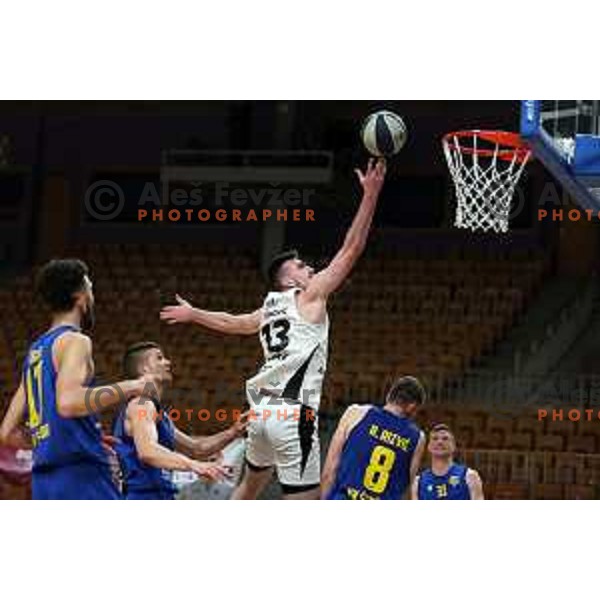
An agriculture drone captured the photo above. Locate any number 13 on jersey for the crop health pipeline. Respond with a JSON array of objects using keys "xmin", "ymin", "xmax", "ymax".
[{"xmin": 261, "ymin": 319, "xmax": 291, "ymax": 353}]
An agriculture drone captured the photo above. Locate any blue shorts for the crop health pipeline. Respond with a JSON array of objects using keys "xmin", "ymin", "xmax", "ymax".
[
  {"xmin": 32, "ymin": 461, "xmax": 121, "ymax": 500},
  {"xmin": 124, "ymin": 487, "xmax": 176, "ymax": 500}
]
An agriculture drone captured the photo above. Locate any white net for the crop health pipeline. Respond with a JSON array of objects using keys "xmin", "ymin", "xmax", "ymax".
[{"xmin": 443, "ymin": 132, "xmax": 531, "ymax": 234}]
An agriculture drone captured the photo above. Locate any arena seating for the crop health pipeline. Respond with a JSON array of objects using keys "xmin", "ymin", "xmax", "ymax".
[
  {"xmin": 4, "ymin": 241, "xmax": 595, "ymax": 499},
  {"xmin": 326, "ymin": 245, "xmax": 546, "ymax": 409},
  {"xmin": 0, "ymin": 242, "xmax": 546, "ymax": 414}
]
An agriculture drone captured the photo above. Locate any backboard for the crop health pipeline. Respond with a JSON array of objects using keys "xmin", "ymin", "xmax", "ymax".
[{"xmin": 520, "ymin": 100, "xmax": 600, "ymax": 210}]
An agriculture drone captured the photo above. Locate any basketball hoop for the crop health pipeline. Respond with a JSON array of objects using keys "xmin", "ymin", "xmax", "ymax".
[{"xmin": 443, "ymin": 130, "xmax": 531, "ymax": 233}]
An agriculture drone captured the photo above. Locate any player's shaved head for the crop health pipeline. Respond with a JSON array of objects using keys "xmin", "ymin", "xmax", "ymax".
[
  {"xmin": 123, "ymin": 341, "xmax": 162, "ymax": 378},
  {"xmin": 266, "ymin": 249, "xmax": 300, "ymax": 289},
  {"xmin": 386, "ymin": 375, "xmax": 427, "ymax": 407},
  {"xmin": 266, "ymin": 248, "xmax": 316, "ymax": 291}
]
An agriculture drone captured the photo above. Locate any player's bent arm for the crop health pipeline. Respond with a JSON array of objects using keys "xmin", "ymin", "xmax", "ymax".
[
  {"xmin": 128, "ymin": 401, "xmax": 225, "ymax": 481},
  {"xmin": 129, "ymin": 401, "xmax": 196, "ymax": 471},
  {"xmin": 320, "ymin": 405, "xmax": 367, "ymax": 498},
  {"xmin": 304, "ymin": 160, "xmax": 386, "ymax": 300},
  {"xmin": 411, "ymin": 475, "xmax": 421, "ymax": 500},
  {"xmin": 0, "ymin": 382, "xmax": 32, "ymax": 449},
  {"xmin": 405, "ymin": 432, "xmax": 426, "ymax": 499},
  {"xmin": 56, "ymin": 334, "xmax": 147, "ymax": 418},
  {"xmin": 174, "ymin": 423, "xmax": 241, "ymax": 460},
  {"xmin": 466, "ymin": 468, "xmax": 485, "ymax": 500}
]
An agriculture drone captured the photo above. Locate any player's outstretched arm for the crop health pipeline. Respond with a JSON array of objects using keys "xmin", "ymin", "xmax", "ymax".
[
  {"xmin": 466, "ymin": 468, "xmax": 485, "ymax": 500},
  {"xmin": 128, "ymin": 400, "xmax": 228, "ymax": 482},
  {"xmin": 0, "ymin": 382, "xmax": 32, "ymax": 449},
  {"xmin": 160, "ymin": 294, "xmax": 261, "ymax": 336},
  {"xmin": 320, "ymin": 405, "xmax": 367, "ymax": 499},
  {"xmin": 174, "ymin": 411, "xmax": 248, "ymax": 460},
  {"xmin": 305, "ymin": 159, "xmax": 386, "ymax": 301},
  {"xmin": 55, "ymin": 333, "xmax": 151, "ymax": 418}
]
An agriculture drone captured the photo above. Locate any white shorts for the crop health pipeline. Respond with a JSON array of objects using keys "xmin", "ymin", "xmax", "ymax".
[{"xmin": 245, "ymin": 404, "xmax": 320, "ymax": 490}]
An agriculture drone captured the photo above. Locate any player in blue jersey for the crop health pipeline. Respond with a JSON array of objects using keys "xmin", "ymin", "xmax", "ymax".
[
  {"xmin": 321, "ymin": 376, "xmax": 426, "ymax": 500},
  {"xmin": 412, "ymin": 423, "xmax": 484, "ymax": 500},
  {"xmin": 113, "ymin": 341, "xmax": 248, "ymax": 500},
  {"xmin": 0, "ymin": 259, "xmax": 155, "ymax": 499}
]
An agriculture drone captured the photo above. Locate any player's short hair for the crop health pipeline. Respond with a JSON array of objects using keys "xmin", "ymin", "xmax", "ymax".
[
  {"xmin": 428, "ymin": 423, "xmax": 456, "ymax": 448},
  {"xmin": 35, "ymin": 259, "xmax": 90, "ymax": 312},
  {"xmin": 430, "ymin": 423, "xmax": 452, "ymax": 435},
  {"xmin": 386, "ymin": 375, "xmax": 427, "ymax": 406},
  {"xmin": 123, "ymin": 341, "xmax": 161, "ymax": 378},
  {"xmin": 266, "ymin": 249, "xmax": 299, "ymax": 289}
]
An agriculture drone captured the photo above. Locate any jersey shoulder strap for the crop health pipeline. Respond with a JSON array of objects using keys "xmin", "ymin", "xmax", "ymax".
[{"xmin": 451, "ymin": 463, "xmax": 468, "ymax": 479}]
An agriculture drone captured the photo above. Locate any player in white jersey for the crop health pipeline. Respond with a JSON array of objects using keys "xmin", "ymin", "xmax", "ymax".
[{"xmin": 160, "ymin": 158, "xmax": 386, "ymax": 499}]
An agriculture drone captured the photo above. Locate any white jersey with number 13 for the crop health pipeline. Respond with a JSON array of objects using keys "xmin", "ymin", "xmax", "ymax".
[{"xmin": 245, "ymin": 288, "xmax": 329, "ymax": 410}]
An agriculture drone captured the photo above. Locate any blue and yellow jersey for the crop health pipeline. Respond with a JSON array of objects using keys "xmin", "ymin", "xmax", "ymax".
[
  {"xmin": 417, "ymin": 463, "xmax": 471, "ymax": 500},
  {"xmin": 113, "ymin": 399, "xmax": 178, "ymax": 500},
  {"xmin": 326, "ymin": 406, "xmax": 422, "ymax": 500},
  {"xmin": 23, "ymin": 325, "xmax": 110, "ymax": 471}
]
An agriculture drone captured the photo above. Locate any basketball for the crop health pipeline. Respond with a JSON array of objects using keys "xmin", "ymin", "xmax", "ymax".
[{"xmin": 361, "ymin": 110, "xmax": 408, "ymax": 156}]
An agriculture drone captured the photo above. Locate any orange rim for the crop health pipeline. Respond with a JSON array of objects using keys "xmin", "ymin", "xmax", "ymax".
[{"xmin": 443, "ymin": 130, "xmax": 531, "ymax": 163}]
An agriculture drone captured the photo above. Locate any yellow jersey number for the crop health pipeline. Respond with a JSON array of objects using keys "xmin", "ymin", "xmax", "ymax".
[
  {"xmin": 436, "ymin": 484, "xmax": 448, "ymax": 499},
  {"xmin": 25, "ymin": 350, "xmax": 49, "ymax": 444},
  {"xmin": 363, "ymin": 445, "xmax": 396, "ymax": 495}
]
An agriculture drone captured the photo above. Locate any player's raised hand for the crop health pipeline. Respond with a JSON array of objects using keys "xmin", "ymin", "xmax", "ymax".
[
  {"xmin": 160, "ymin": 294, "xmax": 195, "ymax": 325},
  {"xmin": 175, "ymin": 293, "xmax": 191, "ymax": 307},
  {"xmin": 354, "ymin": 158, "xmax": 387, "ymax": 199},
  {"xmin": 190, "ymin": 460, "xmax": 231, "ymax": 482}
]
